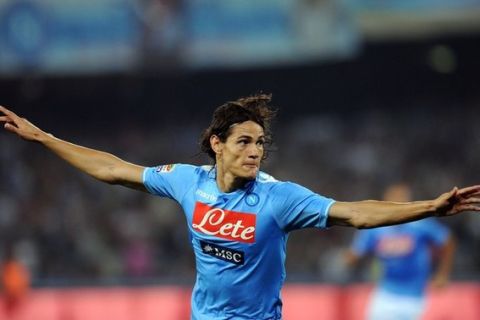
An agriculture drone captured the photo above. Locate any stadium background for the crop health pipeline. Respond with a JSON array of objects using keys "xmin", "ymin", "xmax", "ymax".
[{"xmin": 0, "ymin": 0, "xmax": 479, "ymax": 319}]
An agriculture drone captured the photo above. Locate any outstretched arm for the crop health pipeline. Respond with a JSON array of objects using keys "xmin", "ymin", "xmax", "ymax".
[
  {"xmin": 1, "ymin": 105, "xmax": 146, "ymax": 191},
  {"xmin": 328, "ymin": 186, "xmax": 480, "ymax": 228}
]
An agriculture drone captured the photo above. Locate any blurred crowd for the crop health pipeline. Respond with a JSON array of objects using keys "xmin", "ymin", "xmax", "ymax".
[{"xmin": 0, "ymin": 97, "xmax": 479, "ymax": 287}]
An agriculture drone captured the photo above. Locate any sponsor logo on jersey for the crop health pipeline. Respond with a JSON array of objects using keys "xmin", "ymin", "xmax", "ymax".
[
  {"xmin": 377, "ymin": 235, "xmax": 414, "ymax": 257},
  {"xmin": 155, "ymin": 164, "xmax": 176, "ymax": 173},
  {"xmin": 192, "ymin": 202, "xmax": 256, "ymax": 243},
  {"xmin": 195, "ymin": 189, "xmax": 218, "ymax": 202},
  {"xmin": 200, "ymin": 240, "xmax": 244, "ymax": 265}
]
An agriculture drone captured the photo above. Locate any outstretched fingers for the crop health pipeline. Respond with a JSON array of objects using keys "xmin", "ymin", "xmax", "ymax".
[
  {"xmin": 451, "ymin": 195, "xmax": 480, "ymax": 214},
  {"xmin": 0, "ymin": 105, "xmax": 14, "ymax": 116},
  {"xmin": 0, "ymin": 107, "xmax": 23, "ymax": 134},
  {"xmin": 457, "ymin": 185, "xmax": 480, "ymax": 198},
  {"xmin": 1, "ymin": 115, "xmax": 15, "ymax": 132},
  {"xmin": 0, "ymin": 106, "xmax": 20, "ymax": 124},
  {"xmin": 4, "ymin": 121, "xmax": 19, "ymax": 133},
  {"xmin": 458, "ymin": 196, "xmax": 480, "ymax": 204},
  {"xmin": 465, "ymin": 191, "xmax": 480, "ymax": 198},
  {"xmin": 454, "ymin": 204, "xmax": 480, "ymax": 212}
]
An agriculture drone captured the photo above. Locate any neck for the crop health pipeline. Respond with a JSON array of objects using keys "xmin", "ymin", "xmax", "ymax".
[{"xmin": 215, "ymin": 164, "xmax": 250, "ymax": 193}]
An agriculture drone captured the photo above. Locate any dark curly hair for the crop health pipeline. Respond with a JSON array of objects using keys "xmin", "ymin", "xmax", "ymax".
[{"xmin": 200, "ymin": 93, "xmax": 276, "ymax": 163}]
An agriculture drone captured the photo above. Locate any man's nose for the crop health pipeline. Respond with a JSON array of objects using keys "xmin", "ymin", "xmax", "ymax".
[{"xmin": 247, "ymin": 145, "xmax": 261, "ymax": 158}]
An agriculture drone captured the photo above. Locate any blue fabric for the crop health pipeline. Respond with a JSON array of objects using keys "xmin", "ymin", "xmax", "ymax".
[
  {"xmin": 351, "ymin": 218, "xmax": 450, "ymax": 297},
  {"xmin": 143, "ymin": 164, "xmax": 335, "ymax": 319}
]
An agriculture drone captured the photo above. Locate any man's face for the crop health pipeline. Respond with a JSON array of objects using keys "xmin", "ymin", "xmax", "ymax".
[{"xmin": 215, "ymin": 120, "xmax": 265, "ymax": 180}]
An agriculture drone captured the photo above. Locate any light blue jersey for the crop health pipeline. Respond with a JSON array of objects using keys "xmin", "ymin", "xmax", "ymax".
[
  {"xmin": 143, "ymin": 164, "xmax": 335, "ymax": 320},
  {"xmin": 351, "ymin": 219, "xmax": 450, "ymax": 297}
]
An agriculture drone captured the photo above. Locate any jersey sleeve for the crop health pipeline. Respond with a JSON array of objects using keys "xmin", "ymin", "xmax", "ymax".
[
  {"xmin": 420, "ymin": 218, "xmax": 450, "ymax": 246},
  {"xmin": 350, "ymin": 230, "xmax": 375, "ymax": 257},
  {"xmin": 143, "ymin": 164, "xmax": 196, "ymax": 202},
  {"xmin": 271, "ymin": 182, "xmax": 335, "ymax": 232}
]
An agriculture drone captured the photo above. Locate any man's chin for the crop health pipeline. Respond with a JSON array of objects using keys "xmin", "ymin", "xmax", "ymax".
[
  {"xmin": 238, "ymin": 169, "xmax": 257, "ymax": 180},
  {"xmin": 244, "ymin": 170, "xmax": 258, "ymax": 180}
]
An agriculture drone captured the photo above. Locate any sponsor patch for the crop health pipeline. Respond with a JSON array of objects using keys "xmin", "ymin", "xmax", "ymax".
[
  {"xmin": 155, "ymin": 164, "xmax": 176, "ymax": 173},
  {"xmin": 200, "ymin": 240, "xmax": 245, "ymax": 265},
  {"xmin": 192, "ymin": 202, "xmax": 256, "ymax": 243},
  {"xmin": 377, "ymin": 235, "xmax": 414, "ymax": 257},
  {"xmin": 195, "ymin": 189, "xmax": 218, "ymax": 202}
]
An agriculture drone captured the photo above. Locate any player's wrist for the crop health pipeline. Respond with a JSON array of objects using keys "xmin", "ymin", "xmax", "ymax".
[{"xmin": 37, "ymin": 131, "xmax": 57, "ymax": 145}]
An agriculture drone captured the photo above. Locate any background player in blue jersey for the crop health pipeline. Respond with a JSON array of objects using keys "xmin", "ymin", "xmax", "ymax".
[
  {"xmin": 345, "ymin": 183, "xmax": 456, "ymax": 320},
  {"xmin": 1, "ymin": 95, "xmax": 479, "ymax": 320}
]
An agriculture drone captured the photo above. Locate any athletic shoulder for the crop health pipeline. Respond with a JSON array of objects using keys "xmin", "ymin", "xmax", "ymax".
[
  {"xmin": 257, "ymin": 171, "xmax": 279, "ymax": 184},
  {"xmin": 256, "ymin": 173, "xmax": 329, "ymax": 199},
  {"xmin": 143, "ymin": 163, "xmax": 208, "ymax": 199},
  {"xmin": 147, "ymin": 163, "xmax": 207, "ymax": 175},
  {"xmin": 259, "ymin": 175, "xmax": 334, "ymax": 231},
  {"xmin": 267, "ymin": 179, "xmax": 312, "ymax": 197}
]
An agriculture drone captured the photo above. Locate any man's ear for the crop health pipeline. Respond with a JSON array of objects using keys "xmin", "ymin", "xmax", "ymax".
[{"xmin": 210, "ymin": 135, "xmax": 223, "ymax": 155}]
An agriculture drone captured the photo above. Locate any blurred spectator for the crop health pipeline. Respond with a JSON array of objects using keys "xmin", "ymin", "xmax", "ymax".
[
  {"xmin": 1, "ymin": 242, "xmax": 31, "ymax": 318},
  {"xmin": 139, "ymin": 0, "xmax": 184, "ymax": 69}
]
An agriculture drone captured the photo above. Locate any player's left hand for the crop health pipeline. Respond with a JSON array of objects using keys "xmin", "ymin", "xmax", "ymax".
[{"xmin": 433, "ymin": 185, "xmax": 480, "ymax": 217}]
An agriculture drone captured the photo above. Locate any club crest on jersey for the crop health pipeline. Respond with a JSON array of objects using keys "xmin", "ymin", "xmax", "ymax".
[
  {"xmin": 192, "ymin": 202, "xmax": 256, "ymax": 243},
  {"xmin": 155, "ymin": 164, "xmax": 176, "ymax": 173},
  {"xmin": 245, "ymin": 193, "xmax": 259, "ymax": 206},
  {"xmin": 200, "ymin": 240, "xmax": 244, "ymax": 265}
]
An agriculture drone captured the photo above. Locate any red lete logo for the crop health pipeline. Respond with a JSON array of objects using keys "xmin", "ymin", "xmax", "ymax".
[{"xmin": 192, "ymin": 202, "xmax": 256, "ymax": 243}]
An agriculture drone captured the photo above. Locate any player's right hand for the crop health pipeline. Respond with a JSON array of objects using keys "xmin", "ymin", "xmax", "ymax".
[{"xmin": 0, "ymin": 105, "xmax": 47, "ymax": 142}]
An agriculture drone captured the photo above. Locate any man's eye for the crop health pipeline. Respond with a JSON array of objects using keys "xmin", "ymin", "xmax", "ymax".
[{"xmin": 257, "ymin": 140, "xmax": 265, "ymax": 146}]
